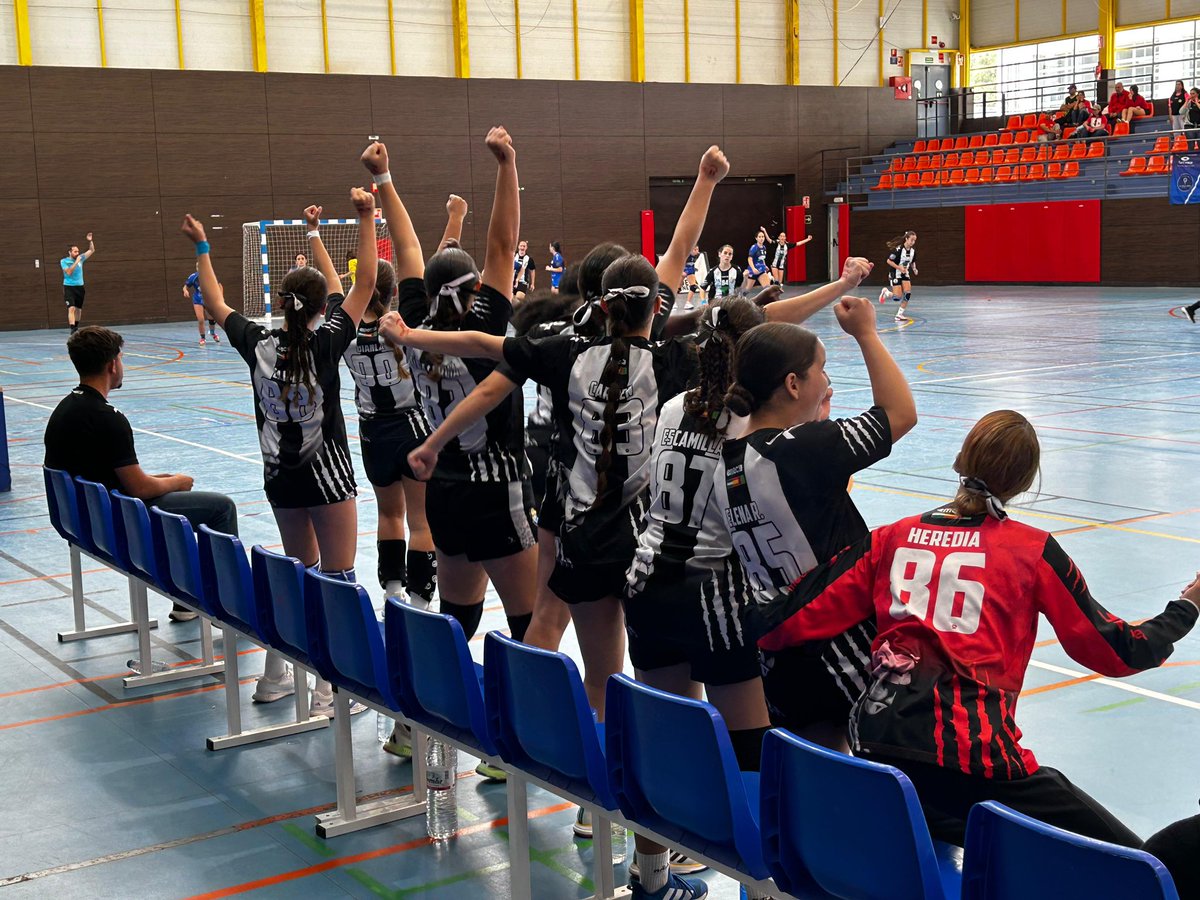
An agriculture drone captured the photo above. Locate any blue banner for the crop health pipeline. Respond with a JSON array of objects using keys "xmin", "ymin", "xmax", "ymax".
[{"xmin": 1170, "ymin": 153, "xmax": 1200, "ymax": 204}]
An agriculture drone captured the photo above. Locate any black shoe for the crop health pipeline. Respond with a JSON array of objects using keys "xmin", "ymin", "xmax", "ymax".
[{"xmin": 1186, "ymin": 306, "xmax": 1197, "ymax": 324}]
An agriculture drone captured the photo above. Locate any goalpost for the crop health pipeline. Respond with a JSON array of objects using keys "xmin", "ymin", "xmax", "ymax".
[{"xmin": 241, "ymin": 218, "xmax": 393, "ymax": 320}]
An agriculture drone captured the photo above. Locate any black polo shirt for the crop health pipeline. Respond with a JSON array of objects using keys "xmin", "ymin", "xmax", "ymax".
[{"xmin": 44, "ymin": 384, "xmax": 138, "ymax": 490}]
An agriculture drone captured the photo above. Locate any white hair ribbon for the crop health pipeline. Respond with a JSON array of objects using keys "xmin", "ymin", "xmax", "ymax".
[
  {"xmin": 960, "ymin": 476, "xmax": 1008, "ymax": 520},
  {"xmin": 431, "ymin": 271, "xmax": 476, "ymax": 317},
  {"xmin": 279, "ymin": 290, "xmax": 305, "ymax": 312},
  {"xmin": 602, "ymin": 285, "xmax": 652, "ymax": 302}
]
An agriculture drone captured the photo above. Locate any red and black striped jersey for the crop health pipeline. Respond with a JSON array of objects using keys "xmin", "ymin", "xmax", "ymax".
[{"xmin": 761, "ymin": 506, "xmax": 1198, "ymax": 779}]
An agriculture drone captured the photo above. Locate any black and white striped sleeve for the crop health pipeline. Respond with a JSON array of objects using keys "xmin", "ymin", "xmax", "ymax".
[{"xmin": 778, "ymin": 405, "xmax": 892, "ymax": 484}]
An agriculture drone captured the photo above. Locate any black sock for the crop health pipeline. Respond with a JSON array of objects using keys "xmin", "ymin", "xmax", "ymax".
[
  {"xmin": 729, "ymin": 726, "xmax": 770, "ymax": 772},
  {"xmin": 406, "ymin": 549, "xmax": 437, "ymax": 604},
  {"xmin": 377, "ymin": 539, "xmax": 407, "ymax": 589},
  {"xmin": 506, "ymin": 613, "xmax": 533, "ymax": 643},
  {"xmin": 440, "ymin": 599, "xmax": 483, "ymax": 640},
  {"xmin": 1188, "ymin": 301, "xmax": 1200, "ymax": 313}
]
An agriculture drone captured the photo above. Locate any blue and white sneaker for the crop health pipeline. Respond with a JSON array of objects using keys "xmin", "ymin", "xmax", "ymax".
[{"xmin": 629, "ymin": 871, "xmax": 709, "ymax": 899}]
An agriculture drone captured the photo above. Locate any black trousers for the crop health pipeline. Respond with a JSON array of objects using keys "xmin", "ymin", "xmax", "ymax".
[{"xmin": 872, "ymin": 755, "xmax": 1200, "ymax": 897}]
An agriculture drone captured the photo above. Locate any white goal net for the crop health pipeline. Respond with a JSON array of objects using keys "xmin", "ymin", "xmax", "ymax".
[{"xmin": 241, "ymin": 218, "xmax": 393, "ymax": 319}]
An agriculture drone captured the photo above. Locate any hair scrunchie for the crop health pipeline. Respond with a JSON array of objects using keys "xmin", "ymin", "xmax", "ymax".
[
  {"xmin": 696, "ymin": 304, "xmax": 730, "ymax": 349},
  {"xmin": 960, "ymin": 475, "xmax": 1008, "ymax": 520},
  {"xmin": 279, "ymin": 290, "xmax": 305, "ymax": 312}
]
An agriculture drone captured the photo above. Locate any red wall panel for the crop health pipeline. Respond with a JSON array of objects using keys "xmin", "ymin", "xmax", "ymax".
[
  {"xmin": 965, "ymin": 200, "xmax": 1100, "ymax": 283},
  {"xmin": 785, "ymin": 204, "xmax": 806, "ymax": 282}
]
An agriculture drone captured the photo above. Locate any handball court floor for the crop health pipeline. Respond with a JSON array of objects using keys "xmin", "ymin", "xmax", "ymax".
[{"xmin": 1, "ymin": 285, "xmax": 1199, "ymax": 898}]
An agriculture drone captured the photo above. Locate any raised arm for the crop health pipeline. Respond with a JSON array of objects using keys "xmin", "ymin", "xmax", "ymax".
[
  {"xmin": 181, "ymin": 215, "xmax": 236, "ymax": 327},
  {"xmin": 834, "ymin": 296, "xmax": 917, "ymax": 440},
  {"xmin": 657, "ymin": 146, "xmax": 730, "ymax": 293},
  {"xmin": 334, "ymin": 187, "xmax": 379, "ymax": 327},
  {"xmin": 766, "ymin": 257, "xmax": 873, "ymax": 324},
  {"xmin": 303, "ymin": 204, "xmax": 344, "ymax": 297},
  {"xmin": 439, "ymin": 194, "xmax": 468, "ymax": 252},
  {"xmin": 480, "ymin": 127, "xmax": 520, "ymax": 298},
  {"xmin": 361, "ymin": 141, "xmax": 424, "ymax": 280},
  {"xmin": 407, "ymin": 369, "xmax": 520, "ymax": 480},
  {"xmin": 81, "ymin": 232, "xmax": 96, "ymax": 261},
  {"xmin": 377, "ymin": 311, "xmax": 505, "ymax": 361}
]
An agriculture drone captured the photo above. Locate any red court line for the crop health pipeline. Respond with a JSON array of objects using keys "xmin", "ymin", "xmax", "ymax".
[
  {"xmin": 1022, "ymin": 659, "xmax": 1200, "ymax": 697},
  {"xmin": 0, "ymin": 678, "xmax": 254, "ymax": 731},
  {"xmin": 0, "ymin": 567, "xmax": 108, "ymax": 587},
  {"xmin": 0, "ymin": 647, "xmax": 264, "ymax": 700},
  {"xmin": 183, "ymin": 801, "xmax": 576, "ymax": 900},
  {"xmin": 0, "ymin": 494, "xmax": 44, "ymax": 505},
  {"xmin": 1054, "ymin": 506, "xmax": 1200, "ymax": 537},
  {"xmin": 199, "ymin": 406, "xmax": 256, "ymax": 419}
]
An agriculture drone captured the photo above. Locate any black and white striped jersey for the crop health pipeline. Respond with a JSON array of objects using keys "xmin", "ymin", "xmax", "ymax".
[
  {"xmin": 224, "ymin": 303, "xmax": 357, "ymax": 489},
  {"xmin": 715, "ymin": 406, "xmax": 893, "ymax": 610},
  {"xmin": 705, "ymin": 265, "xmax": 741, "ymax": 300},
  {"xmin": 343, "ymin": 316, "xmax": 418, "ymax": 419},
  {"xmin": 398, "ymin": 279, "xmax": 527, "ymax": 483},
  {"xmin": 889, "ymin": 246, "xmax": 916, "ymax": 272},
  {"xmin": 524, "ymin": 319, "xmax": 572, "ymax": 430},
  {"xmin": 499, "ymin": 331, "xmax": 698, "ymax": 533},
  {"xmin": 772, "ymin": 242, "xmax": 788, "ymax": 269}
]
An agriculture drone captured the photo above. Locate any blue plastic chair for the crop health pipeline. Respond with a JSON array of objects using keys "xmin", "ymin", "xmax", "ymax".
[
  {"xmin": 250, "ymin": 545, "xmax": 316, "ymax": 671},
  {"xmin": 963, "ymin": 800, "xmax": 1179, "ymax": 900},
  {"xmin": 484, "ymin": 631, "xmax": 616, "ymax": 809},
  {"xmin": 605, "ymin": 673, "xmax": 769, "ymax": 880},
  {"xmin": 384, "ymin": 598, "xmax": 496, "ymax": 757},
  {"xmin": 151, "ymin": 506, "xmax": 216, "ymax": 616},
  {"xmin": 112, "ymin": 490, "xmax": 171, "ymax": 592},
  {"xmin": 760, "ymin": 728, "xmax": 961, "ymax": 899},
  {"xmin": 43, "ymin": 467, "xmax": 72, "ymax": 545},
  {"xmin": 303, "ymin": 570, "xmax": 397, "ymax": 711},
  {"xmin": 44, "ymin": 467, "xmax": 94, "ymax": 553},
  {"xmin": 75, "ymin": 477, "xmax": 133, "ymax": 572},
  {"xmin": 198, "ymin": 526, "xmax": 259, "ymax": 637}
]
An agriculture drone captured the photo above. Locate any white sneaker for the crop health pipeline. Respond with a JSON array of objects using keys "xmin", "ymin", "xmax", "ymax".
[
  {"xmin": 683, "ymin": 301, "xmax": 695, "ymax": 310},
  {"xmin": 252, "ymin": 669, "xmax": 295, "ymax": 703},
  {"xmin": 878, "ymin": 287, "xmax": 889, "ymax": 304},
  {"xmin": 310, "ymin": 692, "xmax": 368, "ymax": 718},
  {"xmin": 629, "ymin": 851, "xmax": 709, "ymax": 877},
  {"xmin": 383, "ymin": 581, "xmax": 408, "ymax": 604},
  {"xmin": 383, "ymin": 722, "xmax": 413, "ymax": 759},
  {"xmin": 573, "ymin": 807, "xmax": 593, "ymax": 837},
  {"xmin": 895, "ymin": 313, "xmax": 909, "ymax": 322}
]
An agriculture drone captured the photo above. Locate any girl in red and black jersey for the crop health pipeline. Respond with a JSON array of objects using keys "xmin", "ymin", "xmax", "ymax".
[
  {"xmin": 182, "ymin": 168, "xmax": 379, "ymax": 718},
  {"xmin": 370, "ymin": 127, "xmax": 536, "ymax": 656},
  {"xmin": 766, "ymin": 410, "xmax": 1200, "ymax": 890}
]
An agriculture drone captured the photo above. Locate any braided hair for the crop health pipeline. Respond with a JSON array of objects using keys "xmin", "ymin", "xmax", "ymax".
[
  {"xmin": 277, "ymin": 266, "xmax": 328, "ymax": 409},
  {"xmin": 682, "ymin": 297, "xmax": 765, "ymax": 438},
  {"xmin": 420, "ymin": 247, "xmax": 480, "ymax": 381},
  {"xmin": 592, "ymin": 254, "xmax": 659, "ymax": 509}
]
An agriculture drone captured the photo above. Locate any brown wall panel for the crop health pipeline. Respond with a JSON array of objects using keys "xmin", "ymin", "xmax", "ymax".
[
  {"xmin": 560, "ymin": 136, "xmax": 645, "ymax": 194},
  {"xmin": 156, "ymin": 134, "xmax": 272, "ymax": 196},
  {"xmin": 370, "ymin": 76, "xmax": 470, "ymax": 136},
  {"xmin": 53, "ymin": 258, "xmax": 170, "ymax": 324},
  {"xmin": 560, "ymin": 190, "xmax": 645, "ymax": 255},
  {"xmin": 3, "ymin": 266, "xmax": 51, "ymax": 329},
  {"xmin": 1, "ymin": 132, "xmax": 38, "ymax": 199},
  {"xmin": 724, "ymin": 84, "xmax": 797, "ymax": 136},
  {"xmin": 645, "ymin": 136, "xmax": 710, "ymax": 176},
  {"xmin": 152, "ymin": 70, "xmax": 268, "ymax": 133},
  {"xmin": 268, "ymin": 134, "xmax": 376, "ymax": 197},
  {"xmin": 264, "ymin": 73, "xmax": 373, "ymax": 135},
  {"xmin": 468, "ymin": 79, "xmax": 560, "ymax": 136},
  {"xmin": 644, "ymin": 83, "xmax": 722, "ymax": 136},
  {"xmin": 158, "ymin": 194, "xmax": 275, "ymax": 258},
  {"xmin": 384, "ymin": 134, "xmax": 474, "ymax": 196},
  {"xmin": 559, "ymin": 82, "xmax": 645, "ymax": 136},
  {"xmin": 1102, "ymin": 199, "xmax": 1200, "ymax": 284},
  {"xmin": 469, "ymin": 135, "xmax": 562, "ymax": 195},
  {"xmin": 35, "ymin": 133, "xmax": 161, "ymax": 199},
  {"xmin": 29, "ymin": 68, "xmax": 156, "ymax": 133},
  {"xmin": 0, "ymin": 68, "xmax": 32, "ymax": 131},
  {"xmin": 721, "ymin": 135, "xmax": 797, "ymax": 178},
  {"xmin": 40, "ymin": 196, "xmax": 165, "ymax": 264}
]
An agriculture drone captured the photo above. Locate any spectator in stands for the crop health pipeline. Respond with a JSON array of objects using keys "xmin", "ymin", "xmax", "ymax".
[
  {"xmin": 1035, "ymin": 111, "xmax": 1060, "ymax": 142},
  {"xmin": 44, "ymin": 327, "xmax": 239, "ymax": 623},
  {"xmin": 1056, "ymin": 90, "xmax": 1091, "ymax": 132},
  {"xmin": 1103, "ymin": 82, "xmax": 1130, "ymax": 126},
  {"xmin": 1183, "ymin": 87, "xmax": 1200, "ymax": 150},
  {"xmin": 1072, "ymin": 109, "xmax": 1110, "ymax": 145},
  {"xmin": 1120, "ymin": 84, "xmax": 1153, "ymax": 124},
  {"xmin": 1169, "ymin": 80, "xmax": 1188, "ymax": 132}
]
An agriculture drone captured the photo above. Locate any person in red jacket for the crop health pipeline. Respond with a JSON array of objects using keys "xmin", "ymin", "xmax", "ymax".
[
  {"xmin": 1104, "ymin": 81, "xmax": 1131, "ymax": 126},
  {"xmin": 1121, "ymin": 83, "xmax": 1154, "ymax": 124},
  {"xmin": 759, "ymin": 409, "xmax": 1200, "ymax": 891}
]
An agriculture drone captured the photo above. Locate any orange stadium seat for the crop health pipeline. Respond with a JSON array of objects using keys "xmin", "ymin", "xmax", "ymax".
[
  {"xmin": 1005, "ymin": 115, "xmax": 1021, "ymax": 130},
  {"xmin": 1121, "ymin": 156, "xmax": 1147, "ymax": 175},
  {"xmin": 965, "ymin": 168, "xmax": 980, "ymax": 184},
  {"xmin": 1052, "ymin": 144, "xmax": 1070, "ymax": 161},
  {"xmin": 1113, "ymin": 121, "xmax": 1130, "ymax": 136},
  {"xmin": 1087, "ymin": 142, "xmax": 1105, "ymax": 158},
  {"xmin": 905, "ymin": 172, "xmax": 920, "ymax": 187},
  {"xmin": 950, "ymin": 169, "xmax": 966, "ymax": 184},
  {"xmin": 954, "ymin": 136, "xmax": 969, "ymax": 150},
  {"xmin": 945, "ymin": 152, "xmax": 960, "ymax": 167},
  {"xmin": 1150, "ymin": 136, "xmax": 1170, "ymax": 155},
  {"xmin": 874, "ymin": 173, "xmax": 894, "ymax": 189},
  {"xmin": 890, "ymin": 157, "xmax": 904, "ymax": 171},
  {"xmin": 995, "ymin": 165, "xmax": 1014, "ymax": 182},
  {"xmin": 1024, "ymin": 163, "xmax": 1046, "ymax": 180},
  {"xmin": 917, "ymin": 155, "xmax": 932, "ymax": 169},
  {"xmin": 991, "ymin": 149, "xmax": 1006, "ymax": 165},
  {"xmin": 929, "ymin": 153, "xmax": 944, "ymax": 168},
  {"xmin": 974, "ymin": 150, "xmax": 990, "ymax": 165},
  {"xmin": 1014, "ymin": 130, "xmax": 1030, "ymax": 144},
  {"xmin": 1004, "ymin": 148, "xmax": 1020, "ymax": 163},
  {"xmin": 1021, "ymin": 113, "xmax": 1038, "ymax": 128},
  {"xmin": 1020, "ymin": 146, "xmax": 1037, "ymax": 162},
  {"xmin": 979, "ymin": 167, "xmax": 994, "ymax": 182},
  {"xmin": 1070, "ymin": 141, "xmax": 1087, "ymax": 159},
  {"xmin": 920, "ymin": 171, "xmax": 935, "ymax": 187},
  {"xmin": 1036, "ymin": 145, "xmax": 1051, "ymax": 161},
  {"xmin": 984, "ymin": 133, "xmax": 999, "ymax": 147},
  {"xmin": 999, "ymin": 131, "xmax": 1015, "ymax": 146},
  {"xmin": 1062, "ymin": 161, "xmax": 1080, "ymax": 177},
  {"xmin": 940, "ymin": 138, "xmax": 956, "ymax": 152},
  {"xmin": 937, "ymin": 170, "xmax": 950, "ymax": 185},
  {"xmin": 969, "ymin": 135, "xmax": 983, "ymax": 149},
  {"xmin": 1061, "ymin": 126, "xmax": 1076, "ymax": 139},
  {"xmin": 1047, "ymin": 162, "xmax": 1063, "ymax": 179},
  {"xmin": 913, "ymin": 139, "xmax": 927, "ymax": 153},
  {"xmin": 1147, "ymin": 155, "xmax": 1169, "ymax": 174},
  {"xmin": 903, "ymin": 155, "xmax": 918, "ymax": 170},
  {"xmin": 1172, "ymin": 134, "xmax": 1189, "ymax": 152}
]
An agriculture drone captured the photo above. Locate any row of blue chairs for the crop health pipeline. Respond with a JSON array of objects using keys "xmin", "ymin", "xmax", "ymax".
[{"xmin": 41, "ymin": 468, "xmax": 1179, "ymax": 899}]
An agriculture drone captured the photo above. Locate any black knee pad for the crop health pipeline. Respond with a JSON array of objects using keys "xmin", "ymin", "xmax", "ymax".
[
  {"xmin": 729, "ymin": 726, "xmax": 770, "ymax": 772},
  {"xmin": 904, "ymin": 292, "xmax": 912, "ymax": 303},
  {"xmin": 377, "ymin": 539, "xmax": 407, "ymax": 589},
  {"xmin": 506, "ymin": 613, "xmax": 533, "ymax": 643},
  {"xmin": 440, "ymin": 599, "xmax": 483, "ymax": 640},
  {"xmin": 406, "ymin": 549, "xmax": 437, "ymax": 604}
]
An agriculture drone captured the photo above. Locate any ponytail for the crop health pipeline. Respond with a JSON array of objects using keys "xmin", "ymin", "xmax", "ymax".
[
  {"xmin": 886, "ymin": 230, "xmax": 916, "ymax": 251},
  {"xmin": 420, "ymin": 248, "xmax": 479, "ymax": 382},
  {"xmin": 723, "ymin": 322, "xmax": 820, "ymax": 419},
  {"xmin": 277, "ymin": 267, "xmax": 328, "ymax": 410}
]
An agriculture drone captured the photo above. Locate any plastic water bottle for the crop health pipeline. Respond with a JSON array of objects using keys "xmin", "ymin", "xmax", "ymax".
[
  {"xmin": 425, "ymin": 739, "xmax": 458, "ymax": 840},
  {"xmin": 376, "ymin": 712, "xmax": 393, "ymax": 744},
  {"xmin": 610, "ymin": 819, "xmax": 628, "ymax": 864},
  {"xmin": 126, "ymin": 658, "xmax": 170, "ymax": 675}
]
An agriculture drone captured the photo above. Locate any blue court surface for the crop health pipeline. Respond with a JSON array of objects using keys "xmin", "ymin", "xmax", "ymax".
[{"xmin": 1, "ymin": 285, "xmax": 1198, "ymax": 898}]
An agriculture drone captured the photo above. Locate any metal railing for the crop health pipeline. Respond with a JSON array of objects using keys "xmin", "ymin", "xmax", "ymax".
[{"xmin": 833, "ymin": 126, "xmax": 1195, "ymax": 210}]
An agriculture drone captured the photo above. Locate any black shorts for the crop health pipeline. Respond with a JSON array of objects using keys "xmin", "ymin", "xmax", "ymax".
[
  {"xmin": 548, "ymin": 496, "xmax": 646, "ymax": 605},
  {"xmin": 426, "ymin": 478, "xmax": 535, "ymax": 562},
  {"xmin": 889, "ymin": 273, "xmax": 912, "ymax": 288},
  {"xmin": 360, "ymin": 409, "xmax": 430, "ymax": 488},
  {"xmin": 64, "ymin": 285, "xmax": 86, "ymax": 308},
  {"xmin": 761, "ymin": 643, "xmax": 858, "ymax": 731},
  {"xmin": 525, "ymin": 422, "xmax": 553, "ymax": 507},
  {"xmin": 515, "ymin": 280, "xmax": 532, "ymax": 295},
  {"xmin": 625, "ymin": 563, "xmax": 762, "ymax": 686},
  {"xmin": 264, "ymin": 444, "xmax": 358, "ymax": 509}
]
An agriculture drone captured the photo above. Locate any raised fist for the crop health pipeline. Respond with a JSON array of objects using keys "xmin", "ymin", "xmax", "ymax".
[
  {"xmin": 833, "ymin": 295, "xmax": 877, "ymax": 338},
  {"xmin": 303, "ymin": 205, "xmax": 323, "ymax": 230},
  {"xmin": 181, "ymin": 214, "xmax": 207, "ymax": 244},
  {"xmin": 361, "ymin": 141, "xmax": 389, "ymax": 176},
  {"xmin": 485, "ymin": 126, "xmax": 515, "ymax": 164},
  {"xmin": 446, "ymin": 194, "xmax": 468, "ymax": 217},
  {"xmin": 698, "ymin": 146, "xmax": 730, "ymax": 184},
  {"xmin": 841, "ymin": 257, "xmax": 873, "ymax": 287},
  {"xmin": 350, "ymin": 186, "xmax": 375, "ymax": 216}
]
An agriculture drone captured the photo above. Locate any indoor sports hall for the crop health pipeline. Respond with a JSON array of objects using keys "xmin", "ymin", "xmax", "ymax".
[{"xmin": 1, "ymin": 3, "xmax": 1199, "ymax": 899}]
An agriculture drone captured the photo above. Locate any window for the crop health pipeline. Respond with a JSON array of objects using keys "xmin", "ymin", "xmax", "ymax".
[
  {"xmin": 1115, "ymin": 20, "xmax": 1200, "ymax": 101},
  {"xmin": 970, "ymin": 36, "xmax": 1100, "ymax": 117}
]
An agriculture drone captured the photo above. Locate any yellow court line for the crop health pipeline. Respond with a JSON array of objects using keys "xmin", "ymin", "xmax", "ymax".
[{"xmin": 855, "ymin": 483, "xmax": 1200, "ymax": 545}]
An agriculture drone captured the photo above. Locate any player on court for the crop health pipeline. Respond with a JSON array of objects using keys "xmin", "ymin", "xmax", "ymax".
[
  {"xmin": 703, "ymin": 245, "xmax": 740, "ymax": 302},
  {"xmin": 181, "ymin": 170, "xmax": 378, "ymax": 719},
  {"xmin": 714, "ymin": 298, "xmax": 917, "ymax": 751},
  {"xmin": 513, "ymin": 239, "xmax": 535, "ymax": 298},
  {"xmin": 743, "ymin": 229, "xmax": 771, "ymax": 289},
  {"xmin": 682, "ymin": 245, "xmax": 702, "ymax": 308},
  {"xmin": 545, "ymin": 242, "xmax": 564, "ymax": 293},
  {"xmin": 763, "ymin": 410, "xmax": 1200, "ymax": 893},
  {"xmin": 767, "ymin": 230, "xmax": 812, "ymax": 285},
  {"xmin": 377, "ymin": 129, "xmax": 537, "ymax": 758},
  {"xmin": 62, "ymin": 233, "xmax": 95, "ymax": 333},
  {"xmin": 879, "ymin": 230, "xmax": 918, "ymax": 321},
  {"xmin": 183, "ymin": 264, "xmax": 219, "ymax": 345}
]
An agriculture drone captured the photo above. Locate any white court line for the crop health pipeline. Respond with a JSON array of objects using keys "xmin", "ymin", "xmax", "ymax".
[
  {"xmin": 911, "ymin": 349, "xmax": 1200, "ymax": 387},
  {"xmin": 1029, "ymin": 659, "xmax": 1200, "ymax": 711},
  {"xmin": 4, "ymin": 394, "xmax": 260, "ymax": 465}
]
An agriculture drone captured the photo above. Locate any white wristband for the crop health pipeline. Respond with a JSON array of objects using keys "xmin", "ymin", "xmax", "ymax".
[
  {"xmin": 306, "ymin": 230, "xmax": 320, "ymax": 239},
  {"xmin": 373, "ymin": 172, "xmax": 392, "ymax": 185}
]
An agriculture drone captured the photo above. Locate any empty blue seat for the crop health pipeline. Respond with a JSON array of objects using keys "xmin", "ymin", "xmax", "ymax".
[
  {"xmin": 250, "ymin": 545, "xmax": 316, "ymax": 670},
  {"xmin": 198, "ymin": 526, "xmax": 260, "ymax": 638},
  {"xmin": 304, "ymin": 571, "xmax": 397, "ymax": 711},
  {"xmin": 760, "ymin": 728, "xmax": 961, "ymax": 899},
  {"xmin": 605, "ymin": 673, "xmax": 769, "ymax": 881},
  {"xmin": 45, "ymin": 467, "xmax": 94, "ymax": 553},
  {"xmin": 963, "ymin": 801, "xmax": 1179, "ymax": 900},
  {"xmin": 484, "ymin": 631, "xmax": 615, "ymax": 808},
  {"xmin": 152, "ymin": 506, "xmax": 217, "ymax": 616},
  {"xmin": 384, "ymin": 598, "xmax": 495, "ymax": 757},
  {"xmin": 113, "ymin": 490, "xmax": 170, "ymax": 591},
  {"xmin": 76, "ymin": 477, "xmax": 133, "ymax": 572}
]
